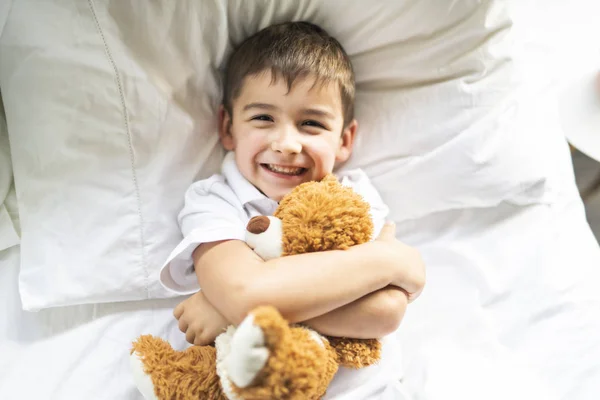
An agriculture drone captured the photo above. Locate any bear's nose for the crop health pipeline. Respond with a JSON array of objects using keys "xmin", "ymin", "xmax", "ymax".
[{"xmin": 247, "ymin": 216, "xmax": 270, "ymax": 234}]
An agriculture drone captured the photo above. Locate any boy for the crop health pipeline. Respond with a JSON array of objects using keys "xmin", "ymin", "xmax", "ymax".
[{"xmin": 160, "ymin": 21, "xmax": 425, "ymax": 399}]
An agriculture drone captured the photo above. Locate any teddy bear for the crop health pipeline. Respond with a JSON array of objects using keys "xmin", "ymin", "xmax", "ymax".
[{"xmin": 130, "ymin": 174, "xmax": 382, "ymax": 400}]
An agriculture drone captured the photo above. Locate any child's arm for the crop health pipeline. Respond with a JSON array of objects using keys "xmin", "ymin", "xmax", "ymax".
[
  {"xmin": 175, "ymin": 225, "xmax": 415, "ymax": 343},
  {"xmin": 174, "ymin": 286, "xmax": 406, "ymax": 344},
  {"xmin": 302, "ymin": 286, "xmax": 408, "ymax": 338},
  {"xmin": 173, "ymin": 290, "xmax": 230, "ymax": 345},
  {"xmin": 175, "ymin": 286, "xmax": 407, "ymax": 344},
  {"xmin": 195, "ymin": 222, "xmax": 424, "ymax": 325}
]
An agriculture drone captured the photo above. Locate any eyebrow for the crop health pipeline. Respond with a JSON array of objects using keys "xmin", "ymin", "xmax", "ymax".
[
  {"xmin": 242, "ymin": 103, "xmax": 336, "ymax": 120},
  {"xmin": 300, "ymin": 108, "xmax": 336, "ymax": 120},
  {"xmin": 243, "ymin": 103, "xmax": 278, "ymax": 111}
]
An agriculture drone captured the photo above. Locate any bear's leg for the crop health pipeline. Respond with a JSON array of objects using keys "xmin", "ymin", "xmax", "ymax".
[
  {"xmin": 327, "ymin": 337, "xmax": 382, "ymax": 369},
  {"xmin": 221, "ymin": 306, "xmax": 338, "ymax": 400},
  {"xmin": 131, "ymin": 335, "xmax": 228, "ymax": 400}
]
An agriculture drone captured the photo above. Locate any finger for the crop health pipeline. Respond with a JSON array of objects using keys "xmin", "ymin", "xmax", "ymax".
[
  {"xmin": 407, "ymin": 285, "xmax": 424, "ymax": 303},
  {"xmin": 194, "ymin": 333, "xmax": 210, "ymax": 346},
  {"xmin": 193, "ymin": 335, "xmax": 205, "ymax": 346},
  {"xmin": 186, "ymin": 329, "xmax": 196, "ymax": 345},
  {"xmin": 407, "ymin": 290, "xmax": 422, "ymax": 303},
  {"xmin": 178, "ymin": 318, "xmax": 189, "ymax": 334},
  {"xmin": 404, "ymin": 250, "xmax": 426, "ymax": 302},
  {"xmin": 173, "ymin": 302, "xmax": 184, "ymax": 319},
  {"xmin": 196, "ymin": 329, "xmax": 219, "ymax": 346},
  {"xmin": 376, "ymin": 221, "xmax": 396, "ymax": 241}
]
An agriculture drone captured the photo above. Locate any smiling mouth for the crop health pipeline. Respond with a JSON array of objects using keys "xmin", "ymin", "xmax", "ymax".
[{"xmin": 261, "ymin": 163, "xmax": 307, "ymax": 176}]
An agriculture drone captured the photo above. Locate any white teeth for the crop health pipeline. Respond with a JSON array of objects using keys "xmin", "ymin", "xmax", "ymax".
[{"xmin": 264, "ymin": 164, "xmax": 305, "ymax": 175}]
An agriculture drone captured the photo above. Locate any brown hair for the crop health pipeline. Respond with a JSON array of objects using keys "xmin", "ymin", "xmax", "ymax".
[{"xmin": 222, "ymin": 21, "xmax": 355, "ymax": 127}]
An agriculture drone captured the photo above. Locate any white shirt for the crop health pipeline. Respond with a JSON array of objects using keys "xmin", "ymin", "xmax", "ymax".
[
  {"xmin": 160, "ymin": 152, "xmax": 389, "ymax": 295},
  {"xmin": 160, "ymin": 152, "xmax": 409, "ymax": 400}
]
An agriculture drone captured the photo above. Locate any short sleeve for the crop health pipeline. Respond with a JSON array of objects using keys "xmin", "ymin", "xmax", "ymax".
[
  {"xmin": 339, "ymin": 169, "xmax": 389, "ymax": 238},
  {"xmin": 159, "ymin": 176, "xmax": 247, "ymax": 295}
]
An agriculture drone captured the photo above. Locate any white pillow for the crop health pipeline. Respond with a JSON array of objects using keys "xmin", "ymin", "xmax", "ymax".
[
  {"xmin": 0, "ymin": 1, "xmax": 226, "ymax": 310},
  {"xmin": 0, "ymin": 98, "xmax": 19, "ymax": 253},
  {"xmin": 0, "ymin": 0, "xmax": 549, "ymax": 309}
]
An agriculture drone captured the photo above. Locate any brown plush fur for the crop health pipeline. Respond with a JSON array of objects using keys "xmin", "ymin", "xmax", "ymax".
[
  {"xmin": 275, "ymin": 175, "xmax": 373, "ymax": 256},
  {"xmin": 132, "ymin": 335, "xmax": 226, "ymax": 400},
  {"xmin": 230, "ymin": 306, "xmax": 339, "ymax": 400},
  {"xmin": 275, "ymin": 174, "xmax": 382, "ymax": 367},
  {"xmin": 132, "ymin": 174, "xmax": 382, "ymax": 399},
  {"xmin": 327, "ymin": 337, "xmax": 381, "ymax": 369}
]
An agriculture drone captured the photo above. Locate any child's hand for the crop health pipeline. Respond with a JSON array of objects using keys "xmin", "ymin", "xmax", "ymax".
[
  {"xmin": 173, "ymin": 291, "xmax": 230, "ymax": 345},
  {"xmin": 372, "ymin": 222, "xmax": 426, "ymax": 302}
]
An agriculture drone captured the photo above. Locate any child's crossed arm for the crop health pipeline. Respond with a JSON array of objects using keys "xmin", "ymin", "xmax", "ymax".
[{"xmin": 175, "ymin": 222, "xmax": 425, "ymax": 345}]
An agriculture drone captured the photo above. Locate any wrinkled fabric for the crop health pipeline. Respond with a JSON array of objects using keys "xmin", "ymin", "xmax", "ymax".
[{"xmin": 0, "ymin": 0, "xmax": 555, "ymax": 309}]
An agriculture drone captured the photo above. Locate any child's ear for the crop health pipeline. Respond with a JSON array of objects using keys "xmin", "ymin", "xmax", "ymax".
[
  {"xmin": 218, "ymin": 105, "xmax": 235, "ymax": 151},
  {"xmin": 336, "ymin": 119, "xmax": 357, "ymax": 163}
]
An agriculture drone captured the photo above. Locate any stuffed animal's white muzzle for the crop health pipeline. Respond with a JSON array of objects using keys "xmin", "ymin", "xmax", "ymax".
[{"xmin": 245, "ymin": 216, "xmax": 283, "ymax": 261}]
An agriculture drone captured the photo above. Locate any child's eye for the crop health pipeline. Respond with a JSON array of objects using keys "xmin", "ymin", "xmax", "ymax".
[
  {"xmin": 302, "ymin": 120, "xmax": 325, "ymax": 129},
  {"xmin": 251, "ymin": 115, "xmax": 274, "ymax": 122}
]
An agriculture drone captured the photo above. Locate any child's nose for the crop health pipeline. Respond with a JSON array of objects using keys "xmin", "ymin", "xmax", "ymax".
[{"xmin": 270, "ymin": 128, "xmax": 302, "ymax": 154}]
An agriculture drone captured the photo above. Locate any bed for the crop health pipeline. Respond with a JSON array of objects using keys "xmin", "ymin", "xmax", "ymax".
[{"xmin": 1, "ymin": 1, "xmax": 599, "ymax": 399}]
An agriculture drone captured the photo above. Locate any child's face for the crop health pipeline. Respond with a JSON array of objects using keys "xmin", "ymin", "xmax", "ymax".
[{"xmin": 219, "ymin": 71, "xmax": 357, "ymax": 201}]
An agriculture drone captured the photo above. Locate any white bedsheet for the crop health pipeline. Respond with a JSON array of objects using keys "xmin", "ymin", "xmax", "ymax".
[{"xmin": 2, "ymin": 177, "xmax": 600, "ymax": 399}]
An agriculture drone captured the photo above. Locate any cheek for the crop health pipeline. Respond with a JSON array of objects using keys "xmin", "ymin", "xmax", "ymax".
[
  {"xmin": 232, "ymin": 123, "xmax": 266, "ymax": 149},
  {"xmin": 305, "ymin": 137, "xmax": 338, "ymax": 170}
]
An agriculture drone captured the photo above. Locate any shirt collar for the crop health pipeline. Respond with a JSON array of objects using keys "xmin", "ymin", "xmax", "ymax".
[{"xmin": 221, "ymin": 151, "xmax": 272, "ymax": 207}]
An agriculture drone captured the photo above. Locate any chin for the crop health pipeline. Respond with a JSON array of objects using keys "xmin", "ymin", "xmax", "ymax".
[
  {"xmin": 264, "ymin": 187, "xmax": 293, "ymax": 202},
  {"xmin": 269, "ymin": 191, "xmax": 288, "ymax": 202}
]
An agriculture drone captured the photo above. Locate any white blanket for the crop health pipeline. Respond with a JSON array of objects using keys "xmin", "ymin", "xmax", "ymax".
[{"xmin": 2, "ymin": 189, "xmax": 600, "ymax": 399}]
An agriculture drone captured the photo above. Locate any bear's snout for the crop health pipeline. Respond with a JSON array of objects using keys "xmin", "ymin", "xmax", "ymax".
[{"xmin": 247, "ymin": 216, "xmax": 270, "ymax": 234}]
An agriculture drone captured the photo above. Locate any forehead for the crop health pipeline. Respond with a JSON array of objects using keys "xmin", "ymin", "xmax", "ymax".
[{"xmin": 235, "ymin": 71, "xmax": 343, "ymax": 113}]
